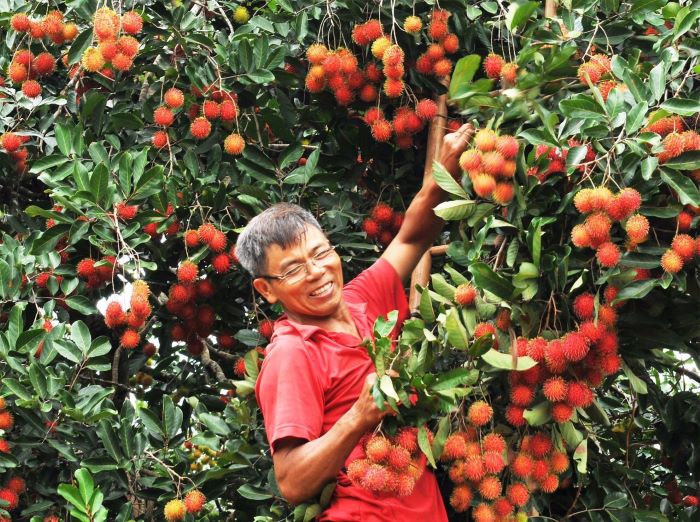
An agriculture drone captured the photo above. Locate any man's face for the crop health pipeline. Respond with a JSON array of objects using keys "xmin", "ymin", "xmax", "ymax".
[{"xmin": 253, "ymin": 226, "xmax": 344, "ymax": 323}]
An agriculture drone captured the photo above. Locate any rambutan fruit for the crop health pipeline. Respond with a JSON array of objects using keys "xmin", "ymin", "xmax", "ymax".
[
  {"xmin": 550, "ymin": 450, "xmax": 569, "ymax": 474},
  {"xmin": 563, "ymin": 332, "xmax": 591, "ymax": 362},
  {"xmin": 590, "ymin": 53, "xmax": 611, "ymax": 74},
  {"xmin": 500, "ymin": 62, "xmax": 518, "ymax": 84},
  {"xmin": 625, "ymin": 214, "xmax": 649, "ymax": 245},
  {"xmin": 584, "ymin": 212, "xmax": 612, "ymax": 247},
  {"xmin": 566, "ymin": 381, "xmax": 593, "ymax": 408},
  {"xmin": 8, "ymin": 62, "xmax": 28, "ymax": 84},
  {"xmin": 449, "ymin": 484, "xmax": 473, "ymax": 512},
  {"xmin": 403, "ymin": 15, "xmax": 422, "ymax": 33},
  {"xmin": 526, "ymin": 337, "xmax": 547, "ymax": 362},
  {"xmin": 121, "ymin": 11, "xmax": 143, "ymax": 34},
  {"xmin": 0, "ymin": 411, "xmax": 14, "ymax": 430},
  {"xmin": 163, "ymin": 499, "xmax": 186, "ymax": 522},
  {"xmin": 359, "ymin": 84, "xmax": 378, "ymax": 102},
  {"xmin": 551, "ymin": 402, "xmax": 574, "ymax": 423},
  {"xmin": 116, "ymin": 202, "xmax": 138, "ymax": 220},
  {"xmin": 415, "ymin": 99, "xmax": 438, "ymax": 121},
  {"xmin": 478, "ymin": 476, "xmax": 502, "ymax": 500},
  {"xmin": 529, "ymin": 433, "xmax": 554, "ymax": 458},
  {"xmin": 371, "ymin": 119, "xmax": 392, "ymax": 142},
  {"xmin": 463, "ymin": 455, "xmax": 486, "ymax": 482},
  {"xmin": 363, "ymin": 464, "xmax": 390, "ymax": 492},
  {"xmin": 152, "ymin": 130, "xmax": 169, "ymax": 149},
  {"xmin": 662, "ymin": 133, "xmax": 684, "ymax": 158},
  {"xmin": 177, "ymin": 260, "xmax": 198, "ymax": 283},
  {"xmin": 459, "ymin": 149, "xmax": 482, "ymax": 173},
  {"xmin": 10, "ymin": 13, "xmax": 31, "ymax": 32},
  {"xmin": 492, "ymin": 182, "xmax": 515, "ymax": 205},
  {"xmin": 212, "ymin": 253, "xmax": 231, "ymax": 273},
  {"xmin": 599, "ymin": 353, "xmax": 621, "ymax": 375},
  {"xmin": 190, "ymin": 117, "xmax": 212, "ymax": 139},
  {"xmin": 362, "ymin": 218, "xmax": 381, "ymax": 239},
  {"xmin": 223, "ymin": 133, "xmax": 245, "ymax": 155},
  {"xmin": 202, "ymin": 100, "xmax": 220, "ymax": 120},
  {"xmin": 573, "ymin": 292, "xmax": 595, "ymax": 320},
  {"xmin": 539, "ymin": 473, "xmax": 559, "ymax": 493},
  {"xmin": 510, "ymin": 385, "xmax": 535, "ymax": 407},
  {"xmin": 573, "ymin": 188, "xmax": 594, "ymax": 214},
  {"xmin": 383, "ymin": 78, "xmax": 404, "ymax": 98},
  {"xmin": 120, "ymin": 328, "xmax": 140, "ymax": 349},
  {"xmin": 14, "ymin": 49, "xmax": 33, "ymax": 67},
  {"xmin": 617, "ymin": 187, "xmax": 642, "ymax": 214},
  {"xmin": 81, "ymin": 47, "xmax": 105, "ymax": 72},
  {"xmin": 671, "ymin": 234, "xmax": 696, "ymax": 261},
  {"xmin": 505, "ymin": 404, "xmax": 526, "ymax": 427},
  {"xmin": 33, "ymin": 52, "xmax": 56, "ymax": 75},
  {"xmin": 347, "ymin": 458, "xmax": 370, "ymax": 484},
  {"xmin": 511, "ymin": 452, "xmax": 534, "ymax": 479},
  {"xmin": 415, "ymin": 54, "xmax": 434, "ymax": 75},
  {"xmin": 364, "ymin": 107, "xmax": 384, "ymax": 126},
  {"xmin": 483, "ymin": 451, "xmax": 506, "ymax": 474},
  {"xmin": 432, "ymin": 58, "xmax": 453, "ymax": 77},
  {"xmin": 597, "ymin": 241, "xmax": 621, "ymax": 268},
  {"xmin": 0, "ymin": 439, "xmax": 10, "ymax": 453},
  {"xmin": 154, "ymin": 106, "xmax": 175, "ymax": 127},
  {"xmin": 428, "ymin": 19, "xmax": 448, "ymax": 41},
  {"xmin": 544, "ymin": 339, "xmax": 567, "ymax": 374},
  {"xmin": 474, "ymin": 129, "xmax": 498, "ymax": 152},
  {"xmin": 0, "ymin": 488, "xmax": 19, "ymax": 511},
  {"xmin": 363, "ymin": 19, "xmax": 383, "ymax": 41},
  {"xmin": 506, "ymin": 483, "xmax": 530, "ymax": 507},
  {"xmin": 184, "ymin": 490, "xmax": 206, "ymax": 514},
  {"xmin": 495, "ymin": 135, "xmax": 519, "ymax": 160},
  {"xmin": 371, "ymin": 203, "xmax": 394, "ymax": 226},
  {"xmin": 426, "ymin": 43, "xmax": 445, "ymax": 62},
  {"xmin": 371, "ymin": 36, "xmax": 391, "ymax": 60},
  {"xmin": 259, "ymin": 319, "xmax": 274, "ymax": 339},
  {"xmin": 117, "ymin": 36, "xmax": 139, "ymax": 58},
  {"xmin": 481, "ymin": 151, "xmax": 505, "ymax": 177},
  {"xmin": 220, "ymin": 100, "xmax": 238, "ymax": 121},
  {"xmin": 660, "ymin": 249, "xmax": 683, "ymax": 273},
  {"xmin": 543, "ymin": 376, "xmax": 568, "ymax": 402},
  {"xmin": 198, "ymin": 223, "xmax": 216, "ymax": 244},
  {"xmin": 441, "ymin": 434, "xmax": 468, "ymax": 461},
  {"xmin": 104, "ymin": 301, "xmax": 127, "ymax": 330},
  {"xmin": 467, "ymin": 401, "xmax": 492, "ymax": 427},
  {"xmin": 483, "ymin": 53, "xmax": 504, "ymax": 79},
  {"xmin": 454, "ymin": 283, "xmax": 477, "ymax": 306},
  {"xmin": 531, "ymin": 459, "xmax": 549, "ymax": 481},
  {"xmin": 76, "ymin": 258, "xmax": 96, "ymax": 279},
  {"xmin": 473, "ymin": 322, "xmax": 498, "ymax": 349},
  {"xmin": 472, "ymin": 173, "xmax": 497, "ymax": 198},
  {"xmin": 442, "ymin": 34, "xmax": 459, "ymax": 54},
  {"xmin": 387, "ymin": 446, "xmax": 412, "ymax": 471},
  {"xmin": 306, "ymin": 43, "xmax": 328, "ymax": 65},
  {"xmin": 577, "ymin": 62, "xmax": 601, "ymax": 84}
]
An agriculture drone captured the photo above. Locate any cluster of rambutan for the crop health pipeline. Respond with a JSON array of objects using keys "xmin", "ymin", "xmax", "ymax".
[
  {"xmin": 660, "ymin": 233, "xmax": 700, "ymax": 274},
  {"xmin": 570, "ymin": 186, "xmax": 644, "ymax": 267},
  {"xmin": 482, "ymin": 53, "xmax": 519, "ymax": 88},
  {"xmin": 303, "ymin": 10, "xmax": 453, "ymax": 147},
  {"xmin": 527, "ymin": 139, "xmax": 597, "ymax": 183},
  {"xmin": 362, "ymin": 99, "xmax": 438, "ymax": 149},
  {"xmin": 413, "ymin": 10, "xmax": 460, "ymax": 78},
  {"xmin": 575, "ymin": 53, "xmax": 627, "ymax": 102},
  {"xmin": 442, "ymin": 426, "xmax": 569, "ymax": 519},
  {"xmin": 0, "ymin": 132, "xmax": 31, "ymax": 174},
  {"xmin": 151, "ymin": 84, "xmax": 243, "ymax": 152},
  {"xmin": 81, "ymin": 8, "xmax": 142, "ymax": 75},
  {"xmin": 501, "ymin": 287, "xmax": 623, "ymax": 427},
  {"xmin": 679, "ymin": 205, "xmax": 699, "ymax": 232},
  {"xmin": 163, "ymin": 489, "xmax": 207, "ymax": 522},
  {"xmin": 10, "ymin": 10, "xmax": 78, "ymax": 45},
  {"xmin": 0, "ymin": 399, "xmax": 21, "ymax": 515},
  {"xmin": 361, "ymin": 203, "xmax": 404, "ymax": 246},
  {"xmin": 346, "ymin": 428, "xmax": 427, "ymax": 496},
  {"xmin": 103, "ymin": 280, "xmax": 152, "ymax": 350},
  {"xmin": 655, "ymin": 130, "xmax": 700, "ymax": 164},
  {"xmin": 76, "ymin": 254, "xmax": 119, "ymax": 289},
  {"xmin": 143, "ymin": 203, "xmax": 181, "ymax": 238},
  {"xmin": 183, "ymin": 223, "xmax": 238, "ymax": 274},
  {"xmin": 641, "ymin": 115, "xmax": 685, "ymax": 136},
  {"xmin": 458, "ymin": 129, "xmax": 519, "ymax": 204}
]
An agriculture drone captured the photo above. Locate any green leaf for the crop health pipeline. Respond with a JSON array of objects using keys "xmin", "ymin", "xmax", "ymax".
[
  {"xmin": 505, "ymin": 1, "xmax": 538, "ymax": 32},
  {"xmin": 431, "ymin": 368, "xmax": 478, "ymax": 391},
  {"xmin": 418, "ymin": 289, "xmax": 435, "ymax": 323},
  {"xmin": 2, "ymin": 378, "xmax": 33, "ymax": 401},
  {"xmin": 604, "ymin": 492, "xmax": 629, "ymax": 509},
  {"xmin": 70, "ymin": 321, "xmax": 91, "ymax": 354},
  {"xmin": 632, "ymin": 510, "xmax": 669, "ymax": 522},
  {"xmin": 432, "ymin": 161, "xmax": 468, "ymax": 199},
  {"xmin": 379, "ymin": 375, "xmax": 399, "ymax": 401},
  {"xmin": 559, "ymin": 97, "xmax": 605, "ymax": 120},
  {"xmin": 199, "ymin": 412, "xmax": 231, "ymax": 436},
  {"xmin": 162, "ymin": 395, "xmax": 183, "ymax": 440},
  {"xmin": 54, "ymin": 340, "xmax": 82, "ymax": 364},
  {"xmin": 418, "ymin": 425, "xmax": 436, "ymax": 468},
  {"xmin": 660, "ymin": 98, "xmax": 700, "ymax": 116},
  {"xmin": 468, "ymin": 262, "xmax": 514, "ymax": 300},
  {"xmin": 674, "ymin": 8, "xmax": 700, "ymax": 38},
  {"xmin": 664, "ymin": 150, "xmax": 700, "ymax": 170},
  {"xmin": 55, "ymin": 123, "xmax": 73, "ymax": 156},
  {"xmin": 481, "ymin": 349, "xmax": 538, "ymax": 371},
  {"xmin": 67, "ymin": 29, "xmax": 94, "ymax": 65},
  {"xmin": 75, "ymin": 468, "xmax": 94, "ymax": 504},
  {"xmin": 29, "ymin": 155, "xmax": 70, "ymax": 174},
  {"xmin": 433, "ymin": 200, "xmax": 476, "ymax": 221},
  {"xmin": 621, "ymin": 361, "xmax": 648, "ymax": 394},
  {"xmin": 523, "ymin": 402, "xmax": 551, "ymax": 426},
  {"xmin": 237, "ymin": 484, "xmax": 273, "ymax": 500},
  {"xmin": 57, "ymin": 484, "xmax": 84, "ymax": 510},
  {"xmin": 30, "ymin": 225, "xmax": 70, "ymax": 255},
  {"xmin": 65, "ymin": 296, "xmax": 98, "ymax": 315},
  {"xmin": 449, "ymin": 55, "xmax": 481, "ymax": 99},
  {"xmin": 649, "ymin": 62, "xmax": 667, "ymax": 102},
  {"xmin": 629, "ymin": 0, "xmax": 665, "ymax": 14},
  {"xmin": 97, "ymin": 420, "xmax": 124, "ymax": 463},
  {"xmin": 660, "ymin": 169, "xmax": 700, "ymax": 205},
  {"xmin": 573, "ymin": 438, "xmax": 588, "ymax": 474},
  {"xmin": 89, "ymin": 164, "xmax": 109, "ymax": 206},
  {"xmin": 626, "ymin": 102, "xmax": 648, "ymax": 134},
  {"xmin": 614, "ymin": 280, "xmax": 657, "ymax": 301},
  {"xmin": 445, "ymin": 308, "xmax": 469, "ymax": 350}
]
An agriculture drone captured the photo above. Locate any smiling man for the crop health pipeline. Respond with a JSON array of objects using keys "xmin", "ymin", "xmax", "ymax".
[{"xmin": 235, "ymin": 124, "xmax": 473, "ymax": 521}]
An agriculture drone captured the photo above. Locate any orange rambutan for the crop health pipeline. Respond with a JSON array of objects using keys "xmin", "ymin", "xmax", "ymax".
[
  {"xmin": 578, "ymin": 62, "xmax": 601, "ymax": 84},
  {"xmin": 481, "ymin": 436, "xmax": 505, "ymax": 455},
  {"xmin": 483, "ymin": 53, "xmax": 504, "ymax": 79},
  {"xmin": 543, "ymin": 376, "xmax": 568, "ymax": 402},
  {"xmin": 625, "ymin": 214, "xmax": 649, "ymax": 244},
  {"xmin": 154, "ymin": 106, "xmax": 175, "ymax": 127},
  {"xmin": 472, "ymin": 173, "xmax": 496, "ymax": 198},
  {"xmin": 120, "ymin": 328, "xmax": 140, "ymax": 349},
  {"xmin": 432, "ymin": 58, "xmax": 452, "ymax": 77},
  {"xmin": 449, "ymin": 484, "xmax": 472, "ymax": 512},
  {"xmin": 454, "ymin": 283, "xmax": 477, "ymax": 306},
  {"xmin": 551, "ymin": 402, "xmax": 574, "ymax": 423},
  {"xmin": 510, "ymin": 385, "xmax": 535, "ymax": 407},
  {"xmin": 10, "ymin": 13, "xmax": 31, "ymax": 32},
  {"xmin": 492, "ymin": 182, "xmax": 515, "ymax": 205},
  {"xmin": 190, "ymin": 117, "xmax": 212, "ymax": 139},
  {"xmin": 442, "ymin": 34, "xmax": 459, "ymax": 54},
  {"xmin": 371, "ymin": 119, "xmax": 392, "ymax": 142},
  {"xmin": 660, "ymin": 249, "xmax": 683, "ymax": 273},
  {"xmin": 500, "ymin": 62, "xmax": 518, "ymax": 84},
  {"xmin": 478, "ymin": 476, "xmax": 502, "ymax": 500},
  {"xmin": 121, "ymin": 11, "xmax": 143, "ymax": 34},
  {"xmin": 468, "ymin": 401, "xmax": 493, "ymax": 426},
  {"xmin": 403, "ymin": 15, "xmax": 422, "ymax": 34},
  {"xmin": 177, "ymin": 260, "xmax": 198, "ymax": 283},
  {"xmin": 306, "ymin": 43, "xmax": 328, "ymax": 65},
  {"xmin": 463, "ymin": 455, "xmax": 486, "ymax": 482},
  {"xmin": 671, "ymin": 234, "xmax": 696, "ymax": 261}
]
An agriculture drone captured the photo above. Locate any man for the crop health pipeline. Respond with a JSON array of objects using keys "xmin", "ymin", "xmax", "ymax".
[{"xmin": 235, "ymin": 124, "xmax": 473, "ymax": 520}]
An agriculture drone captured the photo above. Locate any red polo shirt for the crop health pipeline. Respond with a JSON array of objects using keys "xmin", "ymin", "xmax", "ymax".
[{"xmin": 255, "ymin": 258, "xmax": 448, "ymax": 521}]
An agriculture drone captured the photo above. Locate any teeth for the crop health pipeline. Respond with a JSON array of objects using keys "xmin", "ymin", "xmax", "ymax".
[{"xmin": 311, "ymin": 282, "xmax": 332, "ymax": 296}]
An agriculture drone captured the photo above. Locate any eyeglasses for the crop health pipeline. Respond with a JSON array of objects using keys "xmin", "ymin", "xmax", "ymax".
[{"xmin": 260, "ymin": 245, "xmax": 337, "ymax": 285}]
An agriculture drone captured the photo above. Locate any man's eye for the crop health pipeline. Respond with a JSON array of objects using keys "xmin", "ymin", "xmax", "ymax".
[{"xmin": 284, "ymin": 265, "xmax": 304, "ymax": 278}]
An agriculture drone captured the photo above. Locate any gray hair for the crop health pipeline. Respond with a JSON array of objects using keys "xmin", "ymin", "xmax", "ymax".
[{"xmin": 235, "ymin": 203, "xmax": 323, "ymax": 277}]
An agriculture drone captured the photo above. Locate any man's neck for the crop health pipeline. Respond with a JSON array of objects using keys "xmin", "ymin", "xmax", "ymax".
[{"xmin": 285, "ymin": 300, "xmax": 360, "ymax": 337}]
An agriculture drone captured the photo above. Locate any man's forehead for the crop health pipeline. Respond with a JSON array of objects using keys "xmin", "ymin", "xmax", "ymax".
[{"xmin": 265, "ymin": 226, "xmax": 327, "ymax": 258}]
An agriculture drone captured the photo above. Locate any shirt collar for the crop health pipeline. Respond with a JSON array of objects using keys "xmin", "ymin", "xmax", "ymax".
[{"xmin": 271, "ymin": 300, "xmax": 369, "ymax": 341}]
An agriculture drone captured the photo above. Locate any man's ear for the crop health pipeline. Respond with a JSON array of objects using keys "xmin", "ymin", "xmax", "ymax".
[{"xmin": 253, "ymin": 277, "xmax": 278, "ymax": 304}]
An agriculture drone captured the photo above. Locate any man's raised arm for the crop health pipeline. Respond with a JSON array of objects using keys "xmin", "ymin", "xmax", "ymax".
[{"xmin": 381, "ymin": 123, "xmax": 474, "ymax": 282}]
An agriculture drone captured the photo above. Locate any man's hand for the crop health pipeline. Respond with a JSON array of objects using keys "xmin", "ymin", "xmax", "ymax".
[
  {"xmin": 438, "ymin": 123, "xmax": 475, "ymax": 177},
  {"xmin": 347, "ymin": 373, "xmax": 395, "ymax": 433}
]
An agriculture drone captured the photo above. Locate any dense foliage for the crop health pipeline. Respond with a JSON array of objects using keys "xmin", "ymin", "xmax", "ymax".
[{"xmin": 1, "ymin": 0, "xmax": 699, "ymax": 520}]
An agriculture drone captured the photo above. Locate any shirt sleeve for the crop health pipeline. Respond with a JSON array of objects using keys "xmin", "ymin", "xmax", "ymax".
[
  {"xmin": 255, "ymin": 336, "xmax": 324, "ymax": 454},
  {"xmin": 344, "ymin": 258, "xmax": 410, "ymax": 333}
]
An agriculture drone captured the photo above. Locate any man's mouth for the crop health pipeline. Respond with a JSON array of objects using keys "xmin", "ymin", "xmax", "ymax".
[{"xmin": 310, "ymin": 281, "xmax": 333, "ymax": 297}]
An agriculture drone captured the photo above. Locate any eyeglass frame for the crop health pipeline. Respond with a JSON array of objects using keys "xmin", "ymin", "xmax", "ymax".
[{"xmin": 258, "ymin": 244, "xmax": 337, "ymax": 284}]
